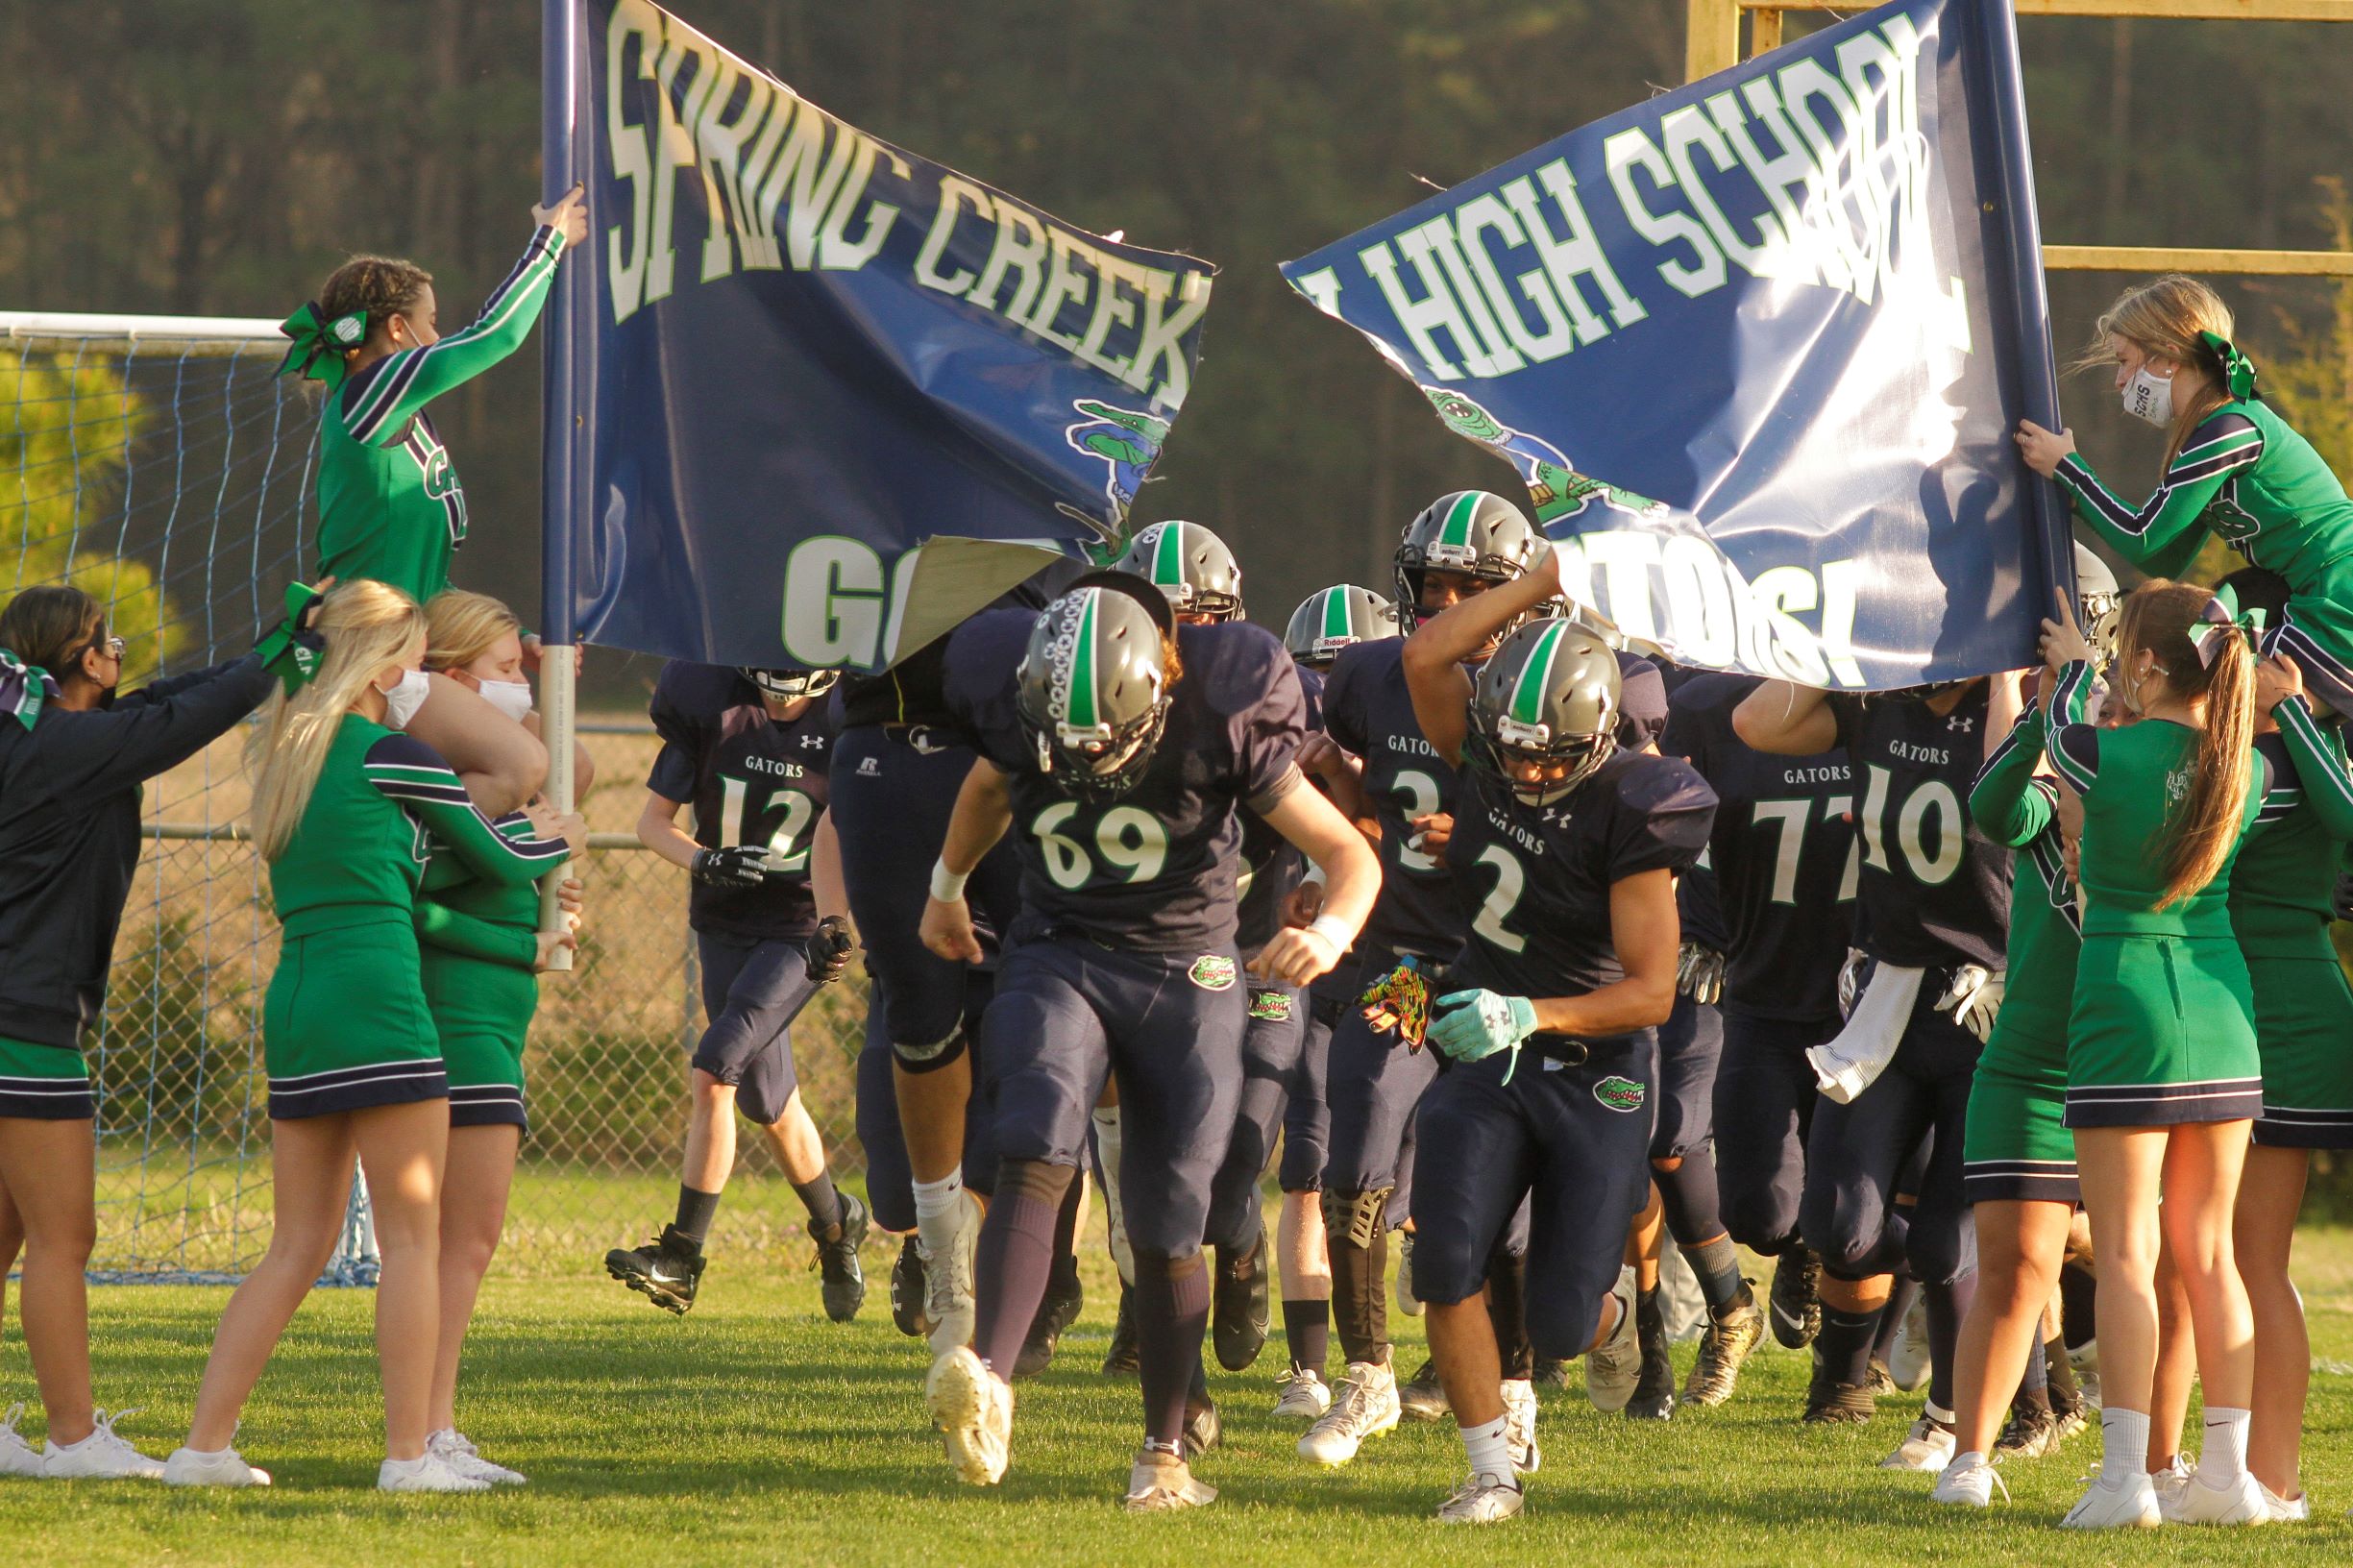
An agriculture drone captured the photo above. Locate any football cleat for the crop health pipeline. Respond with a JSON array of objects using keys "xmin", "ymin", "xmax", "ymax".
[
  {"xmin": 38, "ymin": 1409, "xmax": 166, "ymax": 1480},
  {"xmin": 2159, "ymin": 1470, "xmax": 2267, "ymax": 1526},
  {"xmin": 1014, "ymin": 1264, "xmax": 1085, "ymax": 1380},
  {"xmin": 1394, "ymin": 1231, "xmax": 1423, "ymax": 1317},
  {"xmin": 162, "ymin": 1445, "xmax": 271, "ymax": 1487},
  {"xmin": 1501, "ymin": 1379, "xmax": 1540, "ymax": 1476},
  {"xmin": 890, "ymin": 1234, "xmax": 934, "ymax": 1339},
  {"xmin": 1102, "ymin": 1282, "xmax": 1141, "ymax": 1377},
  {"xmin": 1182, "ymin": 1395, "xmax": 1221, "ymax": 1461},
  {"xmin": 2062, "ymin": 1470, "xmax": 2162, "ymax": 1529},
  {"xmin": 1398, "ymin": 1360, "xmax": 1451, "ymax": 1423},
  {"xmin": 1583, "ymin": 1278, "xmax": 1642, "ymax": 1414},
  {"xmin": 1802, "ymin": 1365, "xmax": 1877, "ymax": 1426},
  {"xmin": 1769, "ymin": 1248, "xmax": 1822, "ymax": 1350},
  {"xmin": 378, "ymin": 1452, "xmax": 490, "ymax": 1493},
  {"xmin": 1298, "ymin": 1360, "xmax": 1400, "ymax": 1466},
  {"xmin": 1436, "ymin": 1472, "xmax": 1525, "ymax": 1525},
  {"xmin": 1682, "ymin": 1288, "xmax": 1764, "ymax": 1408},
  {"xmin": 1212, "ymin": 1235, "xmax": 1271, "ymax": 1372},
  {"xmin": 0, "ymin": 1405, "xmax": 40, "ymax": 1478},
  {"xmin": 1878, "ymin": 1411, "xmax": 1957, "ymax": 1472},
  {"xmin": 924, "ymin": 1191, "xmax": 982, "ymax": 1356},
  {"xmin": 1995, "ymin": 1401, "xmax": 2081, "ymax": 1459},
  {"xmin": 1930, "ymin": 1453, "xmax": 2009, "ymax": 1508},
  {"xmin": 926, "ymin": 1346, "xmax": 1012, "ymax": 1486},
  {"xmin": 813, "ymin": 1191, "xmax": 870, "ymax": 1323},
  {"xmin": 604, "ymin": 1225, "xmax": 704, "ymax": 1314},
  {"xmin": 1863, "ymin": 1360, "xmax": 1900, "ymax": 1398},
  {"xmin": 1532, "ymin": 1358, "xmax": 1572, "ymax": 1390},
  {"xmin": 1124, "ymin": 1447, "xmax": 1215, "ymax": 1512},
  {"xmin": 427, "ymin": 1429, "xmax": 525, "ymax": 1486},
  {"xmin": 1886, "ymin": 1295, "xmax": 1931, "ymax": 1393},
  {"xmin": 1627, "ymin": 1294, "xmax": 1676, "ymax": 1421},
  {"xmin": 1271, "ymin": 1367, "xmax": 1332, "ymax": 1421}
]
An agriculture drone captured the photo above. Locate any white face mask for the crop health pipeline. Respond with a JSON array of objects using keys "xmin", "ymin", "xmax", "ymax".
[
  {"xmin": 2120, "ymin": 363, "xmax": 2173, "ymax": 428},
  {"xmin": 477, "ymin": 678, "xmax": 534, "ymax": 724},
  {"xmin": 379, "ymin": 667, "xmax": 432, "ymax": 729}
]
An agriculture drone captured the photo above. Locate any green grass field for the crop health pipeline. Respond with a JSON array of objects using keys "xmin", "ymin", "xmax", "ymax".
[{"xmin": 6, "ymin": 1224, "xmax": 2353, "ymax": 1566}]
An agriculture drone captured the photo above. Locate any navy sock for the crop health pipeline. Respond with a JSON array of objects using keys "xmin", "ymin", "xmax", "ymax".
[
  {"xmin": 1818, "ymin": 1304, "xmax": 1879, "ymax": 1387},
  {"xmin": 2059, "ymin": 1261, "xmax": 2097, "ymax": 1350},
  {"xmin": 1052, "ymin": 1168, "xmax": 1086, "ymax": 1262},
  {"xmin": 1874, "ymin": 1277, "xmax": 1918, "ymax": 1366},
  {"xmin": 1135, "ymin": 1249, "xmax": 1212, "ymax": 1451},
  {"xmin": 1283, "ymin": 1299, "xmax": 1330, "ymax": 1376},
  {"xmin": 793, "ymin": 1173, "xmax": 844, "ymax": 1237},
  {"xmin": 1654, "ymin": 1151, "xmax": 1727, "ymax": 1250},
  {"xmin": 1925, "ymin": 1272, "xmax": 1974, "ymax": 1413},
  {"xmin": 969, "ymin": 1161, "xmax": 1072, "ymax": 1377},
  {"xmin": 1485, "ymin": 1249, "xmax": 1533, "ymax": 1381},
  {"xmin": 2046, "ymin": 1329, "xmax": 2082, "ymax": 1413},
  {"xmin": 673, "ymin": 1185, "xmax": 722, "ymax": 1247},
  {"xmin": 1683, "ymin": 1235, "xmax": 1748, "ymax": 1314}
]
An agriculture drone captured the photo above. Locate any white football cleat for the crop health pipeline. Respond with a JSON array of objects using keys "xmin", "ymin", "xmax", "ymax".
[
  {"xmin": 924, "ymin": 1192, "xmax": 982, "ymax": 1357},
  {"xmin": 1886, "ymin": 1295, "xmax": 1930, "ymax": 1393},
  {"xmin": 40, "ymin": 1408, "xmax": 165, "ymax": 1480},
  {"xmin": 2160, "ymin": 1469, "xmax": 2267, "ymax": 1526},
  {"xmin": 1123, "ymin": 1447, "xmax": 1215, "ymax": 1512},
  {"xmin": 428, "ymin": 1429, "xmax": 525, "ymax": 1485},
  {"xmin": 927, "ymin": 1346, "xmax": 1012, "ymax": 1486},
  {"xmin": 0, "ymin": 1405, "xmax": 45, "ymax": 1478},
  {"xmin": 1878, "ymin": 1412, "xmax": 1957, "ymax": 1473},
  {"xmin": 1298, "ymin": 1360, "xmax": 1399, "ymax": 1466},
  {"xmin": 1501, "ymin": 1379, "xmax": 1540, "ymax": 1476},
  {"xmin": 2061, "ymin": 1470, "xmax": 2162, "ymax": 1529},
  {"xmin": 379, "ymin": 1452, "xmax": 490, "ymax": 1493},
  {"xmin": 1930, "ymin": 1452, "xmax": 2009, "ymax": 1508},
  {"xmin": 1270, "ymin": 1367, "xmax": 1331, "ymax": 1421},
  {"xmin": 1583, "ymin": 1276, "xmax": 1641, "ymax": 1414},
  {"xmin": 1436, "ymin": 1472, "xmax": 1525, "ymax": 1525},
  {"xmin": 2257, "ymin": 1480, "xmax": 2308, "ymax": 1522},
  {"xmin": 163, "ymin": 1445, "xmax": 272, "ymax": 1487}
]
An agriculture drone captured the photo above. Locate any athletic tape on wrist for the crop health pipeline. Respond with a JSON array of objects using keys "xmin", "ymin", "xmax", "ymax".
[
  {"xmin": 928, "ymin": 858, "xmax": 968, "ymax": 903},
  {"xmin": 1305, "ymin": 914, "xmax": 1353, "ymax": 951}
]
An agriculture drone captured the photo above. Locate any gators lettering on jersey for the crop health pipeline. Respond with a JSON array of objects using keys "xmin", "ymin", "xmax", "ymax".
[
  {"xmin": 648, "ymin": 663, "xmax": 835, "ymax": 943},
  {"xmin": 1830, "ymin": 687, "xmax": 2010, "ymax": 970},
  {"xmin": 1323, "ymin": 637, "xmax": 1464, "ymax": 955},
  {"xmin": 946, "ymin": 612, "xmax": 1308, "ymax": 953},
  {"xmin": 1664, "ymin": 673, "xmax": 1857, "ymax": 1019},
  {"xmin": 1443, "ymin": 749, "xmax": 1716, "ymax": 1022}
]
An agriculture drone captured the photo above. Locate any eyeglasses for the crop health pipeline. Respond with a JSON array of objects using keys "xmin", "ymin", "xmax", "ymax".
[{"xmin": 86, "ymin": 634, "xmax": 126, "ymax": 661}]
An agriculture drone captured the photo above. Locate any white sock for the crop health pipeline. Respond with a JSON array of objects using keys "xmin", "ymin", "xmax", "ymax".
[
  {"xmin": 1091, "ymin": 1108, "xmax": 1135, "ymax": 1288},
  {"xmin": 2100, "ymin": 1407, "xmax": 2150, "ymax": 1483},
  {"xmin": 2199, "ymin": 1405, "xmax": 2251, "ymax": 1485},
  {"xmin": 1458, "ymin": 1415, "xmax": 1513, "ymax": 1485},
  {"xmin": 1924, "ymin": 1400, "xmax": 1955, "ymax": 1427},
  {"xmin": 912, "ymin": 1168, "xmax": 966, "ymax": 1260}
]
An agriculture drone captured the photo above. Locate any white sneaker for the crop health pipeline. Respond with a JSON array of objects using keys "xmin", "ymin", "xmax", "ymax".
[
  {"xmin": 1395, "ymin": 1232, "xmax": 1422, "ymax": 1318},
  {"xmin": 2160, "ymin": 1469, "xmax": 2267, "ymax": 1526},
  {"xmin": 2150, "ymin": 1454, "xmax": 2194, "ymax": 1510},
  {"xmin": 163, "ymin": 1444, "xmax": 272, "ymax": 1487},
  {"xmin": 0, "ymin": 1405, "xmax": 43, "ymax": 1478},
  {"xmin": 923, "ymin": 1192, "xmax": 981, "ymax": 1357},
  {"xmin": 926, "ymin": 1345, "xmax": 1011, "ymax": 1486},
  {"xmin": 2062, "ymin": 1470, "xmax": 2161, "ymax": 1529},
  {"xmin": 1436, "ymin": 1472, "xmax": 1524, "ymax": 1524},
  {"xmin": 1298, "ymin": 1360, "xmax": 1399, "ymax": 1466},
  {"xmin": 1501, "ymin": 1379, "xmax": 1540, "ymax": 1476},
  {"xmin": 40, "ymin": 1408, "xmax": 166, "ymax": 1480},
  {"xmin": 1887, "ymin": 1295, "xmax": 1930, "ymax": 1393},
  {"xmin": 1878, "ymin": 1412, "xmax": 1957, "ymax": 1472},
  {"xmin": 1271, "ymin": 1367, "xmax": 1332, "ymax": 1421},
  {"xmin": 1123, "ymin": 1447, "xmax": 1215, "ymax": 1512},
  {"xmin": 1931, "ymin": 1452, "xmax": 2009, "ymax": 1507},
  {"xmin": 379, "ymin": 1452, "xmax": 491, "ymax": 1493},
  {"xmin": 427, "ymin": 1429, "xmax": 525, "ymax": 1486},
  {"xmin": 1584, "ymin": 1276, "xmax": 1641, "ymax": 1414},
  {"xmin": 2257, "ymin": 1480, "xmax": 2308, "ymax": 1522}
]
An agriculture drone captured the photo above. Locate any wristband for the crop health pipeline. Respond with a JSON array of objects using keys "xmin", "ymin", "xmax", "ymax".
[
  {"xmin": 1300, "ymin": 862, "xmax": 1329, "ymax": 890},
  {"xmin": 1305, "ymin": 914, "xmax": 1353, "ymax": 952},
  {"xmin": 929, "ymin": 859, "xmax": 969, "ymax": 903}
]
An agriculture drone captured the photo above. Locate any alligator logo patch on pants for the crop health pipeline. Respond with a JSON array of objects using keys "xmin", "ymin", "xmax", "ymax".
[
  {"xmin": 1189, "ymin": 955, "xmax": 1238, "ymax": 992},
  {"xmin": 1593, "ymin": 1075, "xmax": 1645, "ymax": 1114},
  {"xmin": 1246, "ymin": 989, "xmax": 1293, "ymax": 1021}
]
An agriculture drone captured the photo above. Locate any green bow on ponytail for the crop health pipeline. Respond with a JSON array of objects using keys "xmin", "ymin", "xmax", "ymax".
[
  {"xmin": 2198, "ymin": 330, "xmax": 2259, "ymax": 403},
  {"xmin": 0, "ymin": 649, "xmax": 58, "ymax": 732},
  {"xmin": 276, "ymin": 302, "xmax": 371, "ymax": 387},
  {"xmin": 254, "ymin": 581, "xmax": 329, "ymax": 693}
]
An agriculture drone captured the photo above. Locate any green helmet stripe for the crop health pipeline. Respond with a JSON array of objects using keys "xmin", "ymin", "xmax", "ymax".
[
  {"xmin": 1441, "ymin": 492, "xmax": 1481, "ymax": 548},
  {"xmin": 1151, "ymin": 524, "xmax": 1186, "ymax": 587},
  {"xmin": 1066, "ymin": 593, "xmax": 1099, "ymax": 728},
  {"xmin": 1508, "ymin": 622, "xmax": 1566, "ymax": 728},
  {"xmin": 1322, "ymin": 588, "xmax": 1352, "ymax": 640}
]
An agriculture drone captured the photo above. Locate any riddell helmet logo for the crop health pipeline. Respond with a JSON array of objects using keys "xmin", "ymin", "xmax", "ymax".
[{"xmin": 1593, "ymin": 1075, "xmax": 1645, "ymax": 1114}]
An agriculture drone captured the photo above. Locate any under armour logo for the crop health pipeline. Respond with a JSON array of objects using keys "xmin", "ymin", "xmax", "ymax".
[
  {"xmin": 1947, "ymin": 716, "xmax": 1973, "ymax": 733},
  {"xmin": 800, "ymin": 735, "xmax": 828, "ymax": 749},
  {"xmin": 857, "ymin": 757, "xmax": 880, "ymax": 776}
]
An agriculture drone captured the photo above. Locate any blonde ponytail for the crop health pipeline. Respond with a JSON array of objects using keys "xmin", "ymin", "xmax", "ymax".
[
  {"xmin": 2115, "ymin": 580, "xmax": 2257, "ymax": 909},
  {"xmin": 246, "ymin": 581, "xmax": 428, "ymax": 860}
]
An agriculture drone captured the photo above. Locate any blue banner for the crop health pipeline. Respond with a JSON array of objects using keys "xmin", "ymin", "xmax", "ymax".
[
  {"xmin": 565, "ymin": 0, "xmax": 1213, "ymax": 671},
  {"xmin": 1280, "ymin": 0, "xmax": 2062, "ymax": 690}
]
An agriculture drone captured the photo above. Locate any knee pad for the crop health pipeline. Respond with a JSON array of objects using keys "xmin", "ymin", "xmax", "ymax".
[
  {"xmin": 996, "ymin": 1157, "xmax": 1076, "ymax": 1208},
  {"xmin": 1322, "ymin": 1187, "xmax": 1392, "ymax": 1252},
  {"xmin": 892, "ymin": 1026, "xmax": 968, "ymax": 1075}
]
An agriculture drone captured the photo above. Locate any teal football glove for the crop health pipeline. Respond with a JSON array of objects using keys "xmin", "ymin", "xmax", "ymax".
[{"xmin": 1429, "ymin": 990, "xmax": 1540, "ymax": 1082}]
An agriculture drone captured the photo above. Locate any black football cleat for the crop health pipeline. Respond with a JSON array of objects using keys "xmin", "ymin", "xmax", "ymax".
[
  {"xmin": 890, "ymin": 1234, "xmax": 934, "ymax": 1339},
  {"xmin": 1626, "ymin": 1292, "xmax": 1676, "ymax": 1421},
  {"xmin": 812, "ymin": 1191, "xmax": 870, "ymax": 1323},
  {"xmin": 1803, "ymin": 1362, "xmax": 1878, "ymax": 1426},
  {"xmin": 1398, "ymin": 1359, "xmax": 1451, "ymax": 1422},
  {"xmin": 1181, "ymin": 1393, "xmax": 1221, "ymax": 1461},
  {"xmin": 1212, "ymin": 1235, "xmax": 1271, "ymax": 1372},
  {"xmin": 604, "ymin": 1224, "xmax": 705, "ymax": 1314},
  {"xmin": 1101, "ymin": 1281, "xmax": 1140, "ymax": 1377},
  {"xmin": 1532, "ymin": 1357, "xmax": 1573, "ymax": 1390},
  {"xmin": 1015, "ymin": 1263, "xmax": 1086, "ymax": 1379},
  {"xmin": 1769, "ymin": 1247, "xmax": 1822, "ymax": 1350}
]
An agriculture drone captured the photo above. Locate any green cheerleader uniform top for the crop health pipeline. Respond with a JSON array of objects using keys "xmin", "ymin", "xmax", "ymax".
[
  {"xmin": 416, "ymin": 813, "xmax": 547, "ymax": 970},
  {"xmin": 1967, "ymin": 695, "xmax": 2081, "ymax": 1041},
  {"xmin": 2232, "ymin": 696, "xmax": 2353, "ymax": 956},
  {"xmin": 311, "ymin": 226, "xmax": 567, "ymax": 602}
]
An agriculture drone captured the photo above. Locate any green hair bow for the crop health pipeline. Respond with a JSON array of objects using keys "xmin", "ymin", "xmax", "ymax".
[
  {"xmin": 0, "ymin": 649, "xmax": 58, "ymax": 731},
  {"xmin": 254, "ymin": 581, "xmax": 329, "ymax": 693},
  {"xmin": 2198, "ymin": 330, "xmax": 2259, "ymax": 403},
  {"xmin": 2194, "ymin": 595, "xmax": 2265, "ymax": 669},
  {"xmin": 276, "ymin": 302, "xmax": 371, "ymax": 386}
]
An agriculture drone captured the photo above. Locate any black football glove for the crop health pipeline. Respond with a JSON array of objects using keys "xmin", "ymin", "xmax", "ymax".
[
  {"xmin": 691, "ymin": 845, "xmax": 771, "ymax": 889},
  {"xmin": 803, "ymin": 916, "xmax": 855, "ymax": 985},
  {"xmin": 2335, "ymin": 870, "xmax": 2353, "ymax": 923}
]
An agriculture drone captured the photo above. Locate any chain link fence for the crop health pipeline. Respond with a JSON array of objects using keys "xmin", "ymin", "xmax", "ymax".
[{"xmin": 96, "ymin": 721, "xmax": 871, "ymax": 1283}]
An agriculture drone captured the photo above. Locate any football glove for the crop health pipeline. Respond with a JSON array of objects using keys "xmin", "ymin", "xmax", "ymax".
[
  {"xmin": 1676, "ymin": 943, "xmax": 1726, "ymax": 1006},
  {"xmin": 2334, "ymin": 870, "xmax": 2353, "ymax": 923},
  {"xmin": 1358, "ymin": 956, "xmax": 1434, "ymax": 1051},
  {"xmin": 691, "ymin": 845, "xmax": 771, "ymax": 889},
  {"xmin": 1836, "ymin": 946, "xmax": 1870, "ymax": 1020},
  {"xmin": 1429, "ymin": 990, "xmax": 1539, "ymax": 1083},
  {"xmin": 802, "ymin": 915, "xmax": 854, "ymax": 985},
  {"xmin": 1932, "ymin": 964, "xmax": 2004, "ymax": 1044}
]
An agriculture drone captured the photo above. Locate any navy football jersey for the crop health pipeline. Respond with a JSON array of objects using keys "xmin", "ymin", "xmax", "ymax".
[
  {"xmin": 1236, "ymin": 667, "xmax": 1322, "ymax": 962},
  {"xmin": 1322, "ymin": 637, "xmax": 1466, "ymax": 956},
  {"xmin": 945, "ymin": 612, "xmax": 1308, "ymax": 953},
  {"xmin": 1664, "ymin": 673, "xmax": 1857, "ymax": 1019},
  {"xmin": 1829, "ymin": 686, "xmax": 2010, "ymax": 971},
  {"xmin": 647, "ymin": 663, "xmax": 836, "ymax": 943},
  {"xmin": 1443, "ymin": 750, "xmax": 1715, "ymax": 1032},
  {"xmin": 1616, "ymin": 651, "xmax": 1669, "ymax": 751}
]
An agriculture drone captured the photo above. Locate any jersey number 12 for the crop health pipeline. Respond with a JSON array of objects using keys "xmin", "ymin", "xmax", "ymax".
[{"xmin": 717, "ymin": 778, "xmax": 815, "ymax": 873}]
